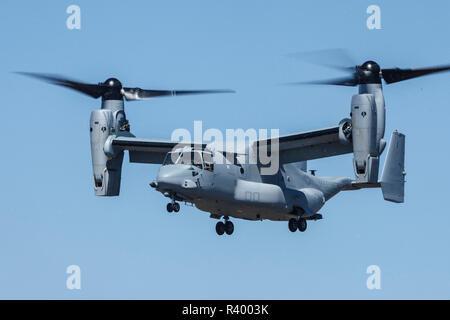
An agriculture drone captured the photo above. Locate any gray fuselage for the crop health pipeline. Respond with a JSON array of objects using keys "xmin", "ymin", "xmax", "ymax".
[{"xmin": 155, "ymin": 149, "xmax": 351, "ymax": 221}]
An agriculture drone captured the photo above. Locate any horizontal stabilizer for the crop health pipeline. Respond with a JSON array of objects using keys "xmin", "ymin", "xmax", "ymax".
[{"xmin": 380, "ymin": 131, "xmax": 406, "ymax": 203}]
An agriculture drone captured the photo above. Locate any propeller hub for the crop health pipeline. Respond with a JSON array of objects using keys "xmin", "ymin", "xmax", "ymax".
[
  {"xmin": 361, "ymin": 61, "xmax": 381, "ymax": 73},
  {"xmin": 104, "ymin": 78, "xmax": 122, "ymax": 88},
  {"xmin": 357, "ymin": 60, "xmax": 382, "ymax": 84},
  {"xmin": 102, "ymin": 78, "xmax": 123, "ymax": 101}
]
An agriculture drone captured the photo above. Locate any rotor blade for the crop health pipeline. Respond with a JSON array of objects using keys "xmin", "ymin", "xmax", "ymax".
[
  {"xmin": 122, "ymin": 88, "xmax": 235, "ymax": 101},
  {"xmin": 286, "ymin": 48, "xmax": 356, "ymax": 72},
  {"xmin": 16, "ymin": 72, "xmax": 106, "ymax": 98},
  {"xmin": 382, "ymin": 65, "xmax": 450, "ymax": 84},
  {"xmin": 285, "ymin": 76, "xmax": 358, "ymax": 87}
]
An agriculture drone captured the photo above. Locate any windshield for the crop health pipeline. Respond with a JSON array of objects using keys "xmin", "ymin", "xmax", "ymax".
[
  {"xmin": 178, "ymin": 151, "xmax": 203, "ymax": 169},
  {"xmin": 163, "ymin": 150, "xmax": 214, "ymax": 171},
  {"xmin": 163, "ymin": 152, "xmax": 181, "ymax": 166}
]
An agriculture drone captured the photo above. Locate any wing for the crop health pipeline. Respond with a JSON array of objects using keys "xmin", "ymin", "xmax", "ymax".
[
  {"xmin": 111, "ymin": 136, "xmax": 206, "ymax": 164},
  {"xmin": 254, "ymin": 126, "xmax": 353, "ymax": 164}
]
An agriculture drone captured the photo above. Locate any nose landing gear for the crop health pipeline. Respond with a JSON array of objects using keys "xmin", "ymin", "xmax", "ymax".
[
  {"xmin": 166, "ymin": 202, "xmax": 180, "ymax": 213},
  {"xmin": 166, "ymin": 194, "xmax": 181, "ymax": 213}
]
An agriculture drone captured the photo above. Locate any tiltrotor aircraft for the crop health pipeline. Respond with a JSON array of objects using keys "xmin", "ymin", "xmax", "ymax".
[{"xmin": 18, "ymin": 59, "xmax": 450, "ymax": 236}]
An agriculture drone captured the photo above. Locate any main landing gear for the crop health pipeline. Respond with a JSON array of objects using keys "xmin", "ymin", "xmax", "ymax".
[
  {"xmin": 216, "ymin": 217, "xmax": 234, "ymax": 236},
  {"xmin": 288, "ymin": 218, "xmax": 307, "ymax": 233},
  {"xmin": 166, "ymin": 202, "xmax": 180, "ymax": 213}
]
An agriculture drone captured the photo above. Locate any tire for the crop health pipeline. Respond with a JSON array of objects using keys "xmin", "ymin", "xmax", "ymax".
[
  {"xmin": 298, "ymin": 218, "xmax": 307, "ymax": 232},
  {"xmin": 288, "ymin": 218, "xmax": 298, "ymax": 232},
  {"xmin": 173, "ymin": 202, "xmax": 180, "ymax": 213},
  {"xmin": 216, "ymin": 221, "xmax": 225, "ymax": 235},
  {"xmin": 166, "ymin": 203, "xmax": 173, "ymax": 213},
  {"xmin": 225, "ymin": 221, "xmax": 234, "ymax": 235}
]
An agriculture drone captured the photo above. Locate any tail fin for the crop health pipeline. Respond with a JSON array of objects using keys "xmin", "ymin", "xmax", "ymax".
[
  {"xmin": 380, "ymin": 131, "xmax": 406, "ymax": 203},
  {"xmin": 343, "ymin": 131, "xmax": 406, "ymax": 203}
]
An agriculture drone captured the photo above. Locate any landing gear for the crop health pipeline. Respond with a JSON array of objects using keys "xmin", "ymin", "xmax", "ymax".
[
  {"xmin": 288, "ymin": 218, "xmax": 298, "ymax": 232},
  {"xmin": 225, "ymin": 221, "xmax": 234, "ymax": 235},
  {"xmin": 288, "ymin": 218, "xmax": 307, "ymax": 233},
  {"xmin": 298, "ymin": 218, "xmax": 307, "ymax": 232},
  {"xmin": 216, "ymin": 221, "xmax": 225, "ymax": 235},
  {"xmin": 166, "ymin": 202, "xmax": 180, "ymax": 213},
  {"xmin": 216, "ymin": 217, "xmax": 234, "ymax": 236}
]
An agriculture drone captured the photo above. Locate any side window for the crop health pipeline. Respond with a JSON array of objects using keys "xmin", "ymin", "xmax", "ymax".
[
  {"xmin": 203, "ymin": 152, "xmax": 214, "ymax": 172},
  {"xmin": 236, "ymin": 155, "xmax": 246, "ymax": 175},
  {"xmin": 193, "ymin": 151, "xmax": 203, "ymax": 170}
]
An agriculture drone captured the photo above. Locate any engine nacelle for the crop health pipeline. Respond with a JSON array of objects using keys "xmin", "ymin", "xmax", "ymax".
[
  {"xmin": 351, "ymin": 94, "xmax": 379, "ymax": 183},
  {"xmin": 90, "ymin": 102, "xmax": 128, "ymax": 196}
]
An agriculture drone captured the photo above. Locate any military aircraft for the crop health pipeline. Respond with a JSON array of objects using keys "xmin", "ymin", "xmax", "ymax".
[{"xmin": 18, "ymin": 59, "xmax": 450, "ymax": 236}]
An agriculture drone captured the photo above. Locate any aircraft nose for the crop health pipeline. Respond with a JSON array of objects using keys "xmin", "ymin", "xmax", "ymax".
[{"xmin": 156, "ymin": 165, "xmax": 192, "ymax": 190}]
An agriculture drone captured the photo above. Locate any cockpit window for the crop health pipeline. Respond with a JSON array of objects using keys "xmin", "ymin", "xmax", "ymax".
[
  {"xmin": 163, "ymin": 150, "xmax": 214, "ymax": 171},
  {"xmin": 178, "ymin": 151, "xmax": 203, "ymax": 169}
]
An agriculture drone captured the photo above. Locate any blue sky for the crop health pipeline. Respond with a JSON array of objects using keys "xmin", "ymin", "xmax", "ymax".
[{"xmin": 0, "ymin": 0, "xmax": 449, "ymax": 299}]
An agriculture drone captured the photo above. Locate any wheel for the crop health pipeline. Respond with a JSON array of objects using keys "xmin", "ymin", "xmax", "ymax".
[
  {"xmin": 225, "ymin": 221, "xmax": 234, "ymax": 235},
  {"xmin": 173, "ymin": 202, "xmax": 180, "ymax": 212},
  {"xmin": 288, "ymin": 218, "xmax": 298, "ymax": 232},
  {"xmin": 298, "ymin": 218, "xmax": 307, "ymax": 232},
  {"xmin": 166, "ymin": 203, "xmax": 173, "ymax": 213},
  {"xmin": 216, "ymin": 221, "xmax": 225, "ymax": 235}
]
